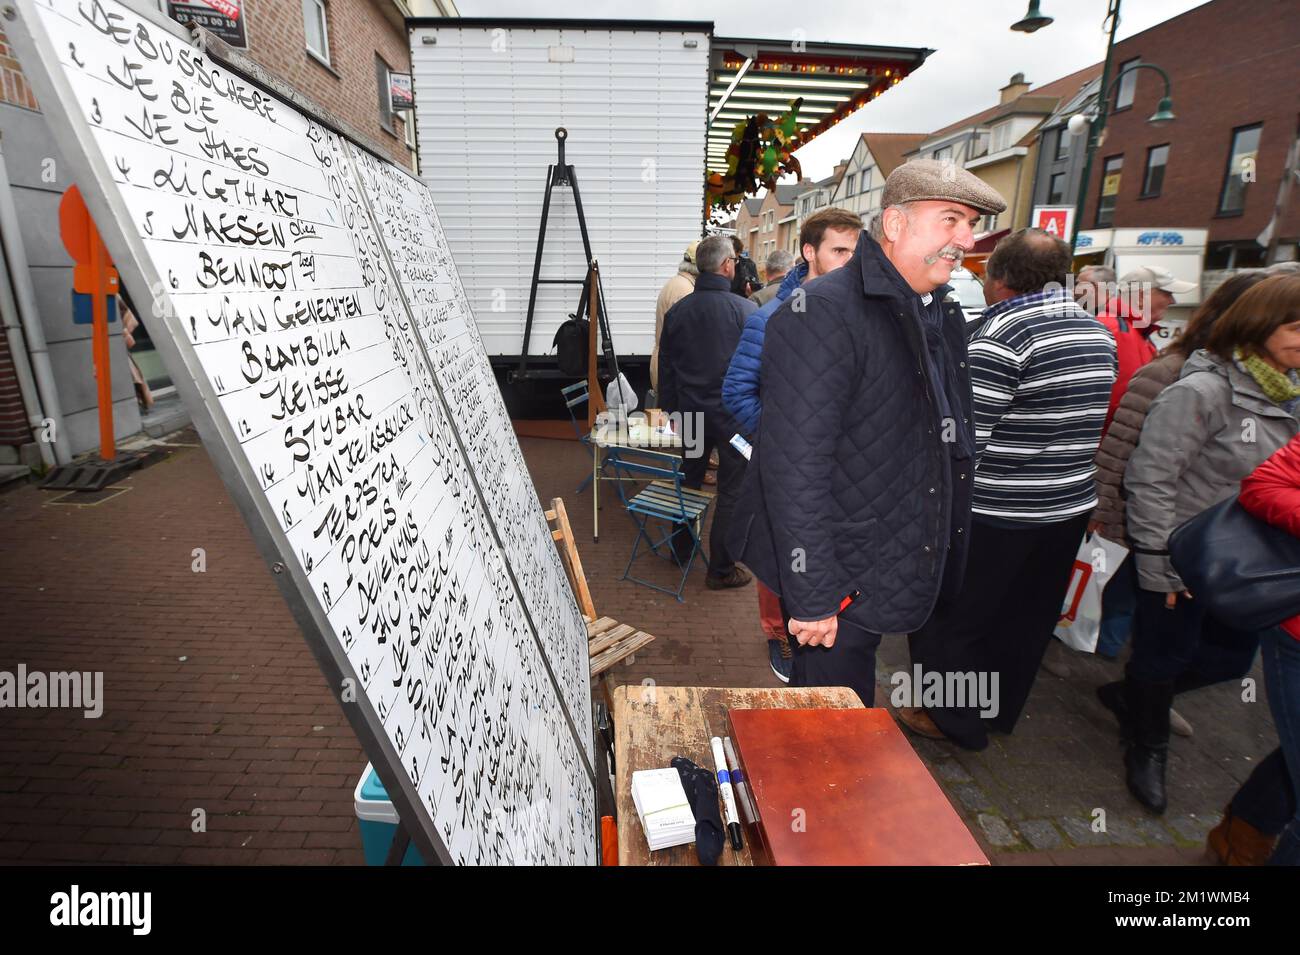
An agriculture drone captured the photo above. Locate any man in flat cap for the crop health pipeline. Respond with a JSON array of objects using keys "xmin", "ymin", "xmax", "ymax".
[{"xmin": 729, "ymin": 159, "xmax": 1006, "ymax": 705}]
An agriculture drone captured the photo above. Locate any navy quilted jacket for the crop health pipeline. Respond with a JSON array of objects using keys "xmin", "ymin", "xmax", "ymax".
[
  {"xmin": 722, "ymin": 262, "xmax": 808, "ymax": 438},
  {"xmin": 658, "ymin": 271, "xmax": 756, "ymax": 432},
  {"xmin": 729, "ymin": 232, "xmax": 976, "ymax": 634}
]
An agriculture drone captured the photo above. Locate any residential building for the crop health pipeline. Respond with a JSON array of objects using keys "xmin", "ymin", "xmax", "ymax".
[
  {"xmin": 750, "ymin": 183, "xmax": 811, "ymax": 262},
  {"xmin": 790, "ymin": 161, "xmax": 848, "ymax": 249},
  {"xmin": 0, "ymin": 0, "xmax": 455, "ymax": 465},
  {"xmin": 1071, "ymin": 0, "xmax": 1299, "ymax": 270},
  {"xmin": 734, "ymin": 196, "xmax": 764, "ymax": 259},
  {"xmin": 1028, "ymin": 76, "xmax": 1100, "ymax": 236},
  {"xmin": 909, "ymin": 65, "xmax": 1102, "ymax": 235},
  {"xmin": 828, "ymin": 132, "xmax": 926, "ymax": 228}
]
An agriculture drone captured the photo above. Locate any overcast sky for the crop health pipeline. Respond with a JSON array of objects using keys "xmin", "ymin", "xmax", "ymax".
[{"xmin": 458, "ymin": 0, "xmax": 1212, "ymax": 181}]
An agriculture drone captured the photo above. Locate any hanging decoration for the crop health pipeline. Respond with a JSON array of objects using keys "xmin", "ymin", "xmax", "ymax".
[{"xmin": 706, "ymin": 97, "xmax": 804, "ymax": 211}]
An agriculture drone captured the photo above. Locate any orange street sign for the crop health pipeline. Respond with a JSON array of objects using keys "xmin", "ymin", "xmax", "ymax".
[{"xmin": 59, "ymin": 185, "xmax": 119, "ymax": 296}]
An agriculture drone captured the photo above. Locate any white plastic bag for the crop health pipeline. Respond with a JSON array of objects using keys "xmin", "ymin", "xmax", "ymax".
[
  {"xmin": 605, "ymin": 372, "xmax": 638, "ymax": 413},
  {"xmin": 1054, "ymin": 532, "xmax": 1129, "ymax": 653}
]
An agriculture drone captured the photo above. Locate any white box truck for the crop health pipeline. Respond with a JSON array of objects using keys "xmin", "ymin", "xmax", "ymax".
[
  {"xmin": 407, "ymin": 18, "xmax": 712, "ymax": 408},
  {"xmin": 405, "ymin": 18, "xmax": 931, "ymax": 411}
]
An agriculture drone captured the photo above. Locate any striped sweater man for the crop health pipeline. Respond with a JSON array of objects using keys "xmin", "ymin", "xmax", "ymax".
[
  {"xmin": 968, "ymin": 288, "xmax": 1117, "ymax": 521},
  {"xmin": 904, "ymin": 229, "xmax": 1117, "ymax": 753}
]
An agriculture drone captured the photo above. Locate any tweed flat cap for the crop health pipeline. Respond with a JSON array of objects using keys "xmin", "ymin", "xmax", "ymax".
[{"xmin": 882, "ymin": 159, "xmax": 1007, "ymax": 215}]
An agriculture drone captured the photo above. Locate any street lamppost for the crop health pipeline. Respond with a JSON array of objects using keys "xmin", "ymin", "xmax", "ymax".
[{"xmin": 1012, "ymin": 0, "xmax": 1176, "ymax": 249}]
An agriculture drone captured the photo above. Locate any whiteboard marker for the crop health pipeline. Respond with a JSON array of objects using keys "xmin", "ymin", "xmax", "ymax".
[
  {"xmin": 711, "ymin": 736, "xmax": 743, "ymax": 850},
  {"xmin": 722, "ymin": 736, "xmax": 757, "ymax": 825}
]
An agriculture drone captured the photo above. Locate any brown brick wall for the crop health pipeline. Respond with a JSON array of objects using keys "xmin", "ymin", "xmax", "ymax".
[
  {"xmin": 0, "ymin": 323, "xmax": 33, "ymax": 447},
  {"xmin": 0, "ymin": 28, "xmax": 35, "ymax": 446},
  {"xmin": 1087, "ymin": 0, "xmax": 1300, "ymax": 244},
  {"xmin": 0, "ymin": 2, "xmax": 416, "ymax": 168},
  {"xmin": 240, "ymin": 0, "xmax": 414, "ymax": 169},
  {"xmin": 0, "ymin": 24, "xmax": 40, "ymax": 111}
]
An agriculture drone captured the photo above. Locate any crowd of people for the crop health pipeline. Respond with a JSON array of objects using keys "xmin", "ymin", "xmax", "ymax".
[{"xmin": 650, "ymin": 157, "xmax": 1300, "ymax": 865}]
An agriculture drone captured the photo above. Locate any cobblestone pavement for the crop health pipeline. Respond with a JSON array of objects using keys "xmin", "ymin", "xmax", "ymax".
[{"xmin": 0, "ymin": 429, "xmax": 1277, "ymax": 864}]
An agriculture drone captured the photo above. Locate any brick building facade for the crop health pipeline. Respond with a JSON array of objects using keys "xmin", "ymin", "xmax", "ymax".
[
  {"xmin": 221, "ymin": 0, "xmax": 417, "ymax": 169},
  {"xmin": 0, "ymin": 0, "xmax": 455, "ymax": 467},
  {"xmin": 1079, "ymin": 0, "xmax": 1299, "ymax": 268}
]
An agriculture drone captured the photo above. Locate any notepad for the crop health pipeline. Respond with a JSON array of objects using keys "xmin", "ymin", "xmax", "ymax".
[{"xmin": 631, "ymin": 767, "xmax": 696, "ymax": 851}]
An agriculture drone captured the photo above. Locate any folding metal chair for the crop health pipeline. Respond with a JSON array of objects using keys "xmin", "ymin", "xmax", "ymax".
[
  {"xmin": 608, "ymin": 447, "xmax": 712, "ymax": 602},
  {"xmin": 561, "ymin": 379, "xmax": 608, "ymax": 494}
]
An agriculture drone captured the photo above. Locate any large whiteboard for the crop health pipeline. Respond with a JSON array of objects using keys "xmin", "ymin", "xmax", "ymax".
[{"xmin": 9, "ymin": 0, "xmax": 595, "ymax": 864}]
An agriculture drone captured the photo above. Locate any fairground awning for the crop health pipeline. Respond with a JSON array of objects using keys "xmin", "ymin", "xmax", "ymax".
[{"xmin": 708, "ymin": 37, "xmax": 932, "ymax": 173}]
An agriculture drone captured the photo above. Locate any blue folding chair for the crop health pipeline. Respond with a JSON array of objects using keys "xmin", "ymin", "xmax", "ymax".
[
  {"xmin": 562, "ymin": 379, "xmax": 609, "ymax": 495},
  {"xmin": 608, "ymin": 447, "xmax": 712, "ymax": 602}
]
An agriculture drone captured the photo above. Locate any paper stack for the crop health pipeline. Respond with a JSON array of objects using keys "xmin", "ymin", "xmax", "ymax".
[{"xmin": 631, "ymin": 767, "xmax": 696, "ymax": 851}]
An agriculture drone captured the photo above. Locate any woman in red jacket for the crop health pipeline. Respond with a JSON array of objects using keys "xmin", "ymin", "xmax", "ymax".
[{"xmin": 1209, "ymin": 433, "xmax": 1300, "ymax": 865}]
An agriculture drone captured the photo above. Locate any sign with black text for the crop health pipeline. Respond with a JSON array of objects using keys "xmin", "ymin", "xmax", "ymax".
[{"xmin": 7, "ymin": 0, "xmax": 595, "ymax": 865}]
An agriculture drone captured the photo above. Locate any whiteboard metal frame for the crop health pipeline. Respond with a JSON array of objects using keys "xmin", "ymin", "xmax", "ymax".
[{"xmin": 4, "ymin": 0, "xmax": 594, "ymax": 865}]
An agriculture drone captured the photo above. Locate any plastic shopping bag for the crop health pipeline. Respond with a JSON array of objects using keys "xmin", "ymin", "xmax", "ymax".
[
  {"xmin": 605, "ymin": 372, "xmax": 638, "ymax": 413},
  {"xmin": 1054, "ymin": 532, "xmax": 1129, "ymax": 653}
]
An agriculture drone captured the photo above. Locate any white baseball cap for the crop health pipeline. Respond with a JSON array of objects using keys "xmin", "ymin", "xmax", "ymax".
[{"xmin": 1119, "ymin": 265, "xmax": 1196, "ymax": 295}]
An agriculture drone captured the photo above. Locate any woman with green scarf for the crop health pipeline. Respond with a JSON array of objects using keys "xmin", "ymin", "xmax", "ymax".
[{"xmin": 1119, "ymin": 274, "xmax": 1300, "ymax": 814}]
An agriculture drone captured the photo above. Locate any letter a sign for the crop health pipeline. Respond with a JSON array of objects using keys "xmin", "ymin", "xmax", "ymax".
[{"xmin": 1032, "ymin": 205, "xmax": 1075, "ymax": 240}]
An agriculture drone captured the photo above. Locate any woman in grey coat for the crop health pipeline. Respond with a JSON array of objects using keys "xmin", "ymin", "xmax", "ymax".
[
  {"xmin": 1118, "ymin": 274, "xmax": 1300, "ymax": 813},
  {"xmin": 1091, "ymin": 271, "xmax": 1270, "ymax": 661}
]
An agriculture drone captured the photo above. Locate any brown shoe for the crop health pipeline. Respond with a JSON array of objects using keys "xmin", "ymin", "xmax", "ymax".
[
  {"xmin": 895, "ymin": 706, "xmax": 948, "ymax": 741},
  {"xmin": 1205, "ymin": 805, "xmax": 1277, "ymax": 865},
  {"xmin": 705, "ymin": 566, "xmax": 752, "ymax": 590}
]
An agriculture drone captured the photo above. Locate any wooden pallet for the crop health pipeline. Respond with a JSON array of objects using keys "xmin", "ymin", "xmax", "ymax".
[{"xmin": 544, "ymin": 497, "xmax": 656, "ymax": 693}]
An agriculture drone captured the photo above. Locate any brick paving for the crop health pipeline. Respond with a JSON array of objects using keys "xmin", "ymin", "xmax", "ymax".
[{"xmin": 0, "ymin": 428, "xmax": 1280, "ymax": 865}]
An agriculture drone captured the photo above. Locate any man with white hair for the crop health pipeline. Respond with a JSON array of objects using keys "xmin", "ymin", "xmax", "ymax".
[
  {"xmin": 751, "ymin": 249, "xmax": 795, "ymax": 307},
  {"xmin": 659, "ymin": 234, "xmax": 757, "ymax": 589},
  {"xmin": 730, "ymin": 160, "xmax": 1007, "ymax": 704},
  {"xmin": 1074, "ymin": 264, "xmax": 1116, "ymax": 315}
]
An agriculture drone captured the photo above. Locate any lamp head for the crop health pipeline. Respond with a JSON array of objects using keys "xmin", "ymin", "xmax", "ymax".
[
  {"xmin": 1011, "ymin": 1, "xmax": 1054, "ymax": 33},
  {"xmin": 1148, "ymin": 97, "xmax": 1176, "ymax": 126}
]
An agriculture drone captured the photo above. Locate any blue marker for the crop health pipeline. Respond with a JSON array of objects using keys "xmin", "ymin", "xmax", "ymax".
[{"xmin": 711, "ymin": 736, "xmax": 743, "ymax": 850}]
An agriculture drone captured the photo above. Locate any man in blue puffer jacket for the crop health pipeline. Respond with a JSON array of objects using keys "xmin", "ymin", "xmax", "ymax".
[
  {"xmin": 723, "ymin": 208, "xmax": 862, "ymax": 439},
  {"xmin": 721, "ymin": 208, "xmax": 862, "ymax": 682}
]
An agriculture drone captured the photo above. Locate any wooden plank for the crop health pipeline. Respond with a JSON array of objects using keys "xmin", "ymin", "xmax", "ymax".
[
  {"xmin": 586, "ymin": 617, "xmax": 619, "ymax": 638},
  {"xmin": 587, "ymin": 623, "xmax": 638, "ymax": 658},
  {"xmin": 613, "ymin": 685, "xmax": 862, "ymax": 867},
  {"xmin": 551, "ymin": 497, "xmax": 597, "ymax": 620},
  {"xmin": 589, "ymin": 631, "xmax": 654, "ymax": 677}
]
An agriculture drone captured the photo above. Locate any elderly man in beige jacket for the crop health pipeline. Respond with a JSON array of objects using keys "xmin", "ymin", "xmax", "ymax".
[{"xmin": 650, "ymin": 241, "xmax": 699, "ymax": 391}]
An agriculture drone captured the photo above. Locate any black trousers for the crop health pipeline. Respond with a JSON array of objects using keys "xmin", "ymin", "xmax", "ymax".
[
  {"xmin": 908, "ymin": 513, "xmax": 1090, "ymax": 750},
  {"xmin": 1126, "ymin": 589, "xmax": 1259, "ymax": 689},
  {"xmin": 682, "ymin": 414, "xmax": 746, "ymax": 578},
  {"xmin": 778, "ymin": 597, "xmax": 881, "ymax": 707}
]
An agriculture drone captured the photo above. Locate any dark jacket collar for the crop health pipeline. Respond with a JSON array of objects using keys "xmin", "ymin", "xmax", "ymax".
[
  {"xmin": 855, "ymin": 231, "xmax": 951, "ymax": 305},
  {"xmin": 696, "ymin": 271, "xmax": 732, "ymax": 293}
]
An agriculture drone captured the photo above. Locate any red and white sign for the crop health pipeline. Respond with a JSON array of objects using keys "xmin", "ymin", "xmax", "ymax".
[
  {"xmin": 202, "ymin": 0, "xmax": 240, "ymax": 19},
  {"xmin": 1031, "ymin": 205, "xmax": 1075, "ymax": 240}
]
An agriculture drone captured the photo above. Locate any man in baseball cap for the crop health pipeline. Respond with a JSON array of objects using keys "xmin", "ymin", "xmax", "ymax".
[
  {"xmin": 729, "ymin": 160, "xmax": 1008, "ymax": 706},
  {"xmin": 1094, "ymin": 265, "xmax": 1196, "ymax": 432},
  {"xmin": 1120, "ymin": 264, "xmax": 1197, "ymax": 296}
]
